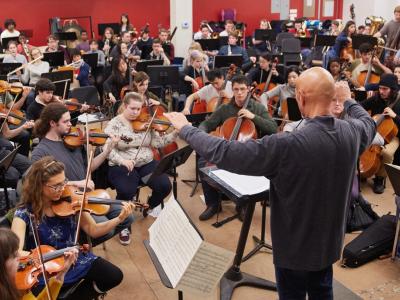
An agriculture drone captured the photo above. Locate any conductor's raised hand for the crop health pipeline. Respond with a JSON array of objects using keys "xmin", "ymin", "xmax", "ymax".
[{"xmin": 164, "ymin": 112, "xmax": 191, "ymax": 132}]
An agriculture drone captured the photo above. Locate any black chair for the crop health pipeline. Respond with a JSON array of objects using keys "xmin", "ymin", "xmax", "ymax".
[
  {"xmin": 274, "ymin": 32, "xmax": 295, "ymax": 52},
  {"xmin": 281, "ymin": 38, "xmax": 302, "ymax": 66},
  {"xmin": 69, "ymin": 86, "xmax": 100, "ymax": 106}
]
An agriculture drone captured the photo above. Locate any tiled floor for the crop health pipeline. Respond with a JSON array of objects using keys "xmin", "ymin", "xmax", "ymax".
[{"xmin": 94, "ymin": 145, "xmax": 400, "ymax": 300}]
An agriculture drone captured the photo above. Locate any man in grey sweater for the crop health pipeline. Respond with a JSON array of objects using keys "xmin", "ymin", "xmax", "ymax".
[{"xmin": 165, "ymin": 67, "xmax": 376, "ymax": 299}]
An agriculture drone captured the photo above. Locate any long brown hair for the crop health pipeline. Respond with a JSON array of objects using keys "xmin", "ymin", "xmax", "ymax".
[
  {"xmin": 0, "ymin": 228, "xmax": 21, "ymax": 300},
  {"xmin": 20, "ymin": 157, "xmax": 65, "ymax": 220},
  {"xmin": 33, "ymin": 102, "xmax": 68, "ymax": 139},
  {"xmin": 132, "ymin": 71, "xmax": 150, "ymax": 95}
]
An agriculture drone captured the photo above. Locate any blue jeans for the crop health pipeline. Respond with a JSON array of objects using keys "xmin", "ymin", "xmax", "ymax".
[{"xmin": 275, "ymin": 265, "xmax": 333, "ymax": 300}]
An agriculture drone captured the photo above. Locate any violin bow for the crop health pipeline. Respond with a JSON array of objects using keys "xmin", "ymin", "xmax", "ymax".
[
  {"xmin": 29, "ymin": 213, "xmax": 53, "ymax": 300},
  {"xmin": 74, "ymin": 149, "xmax": 95, "ymax": 245}
]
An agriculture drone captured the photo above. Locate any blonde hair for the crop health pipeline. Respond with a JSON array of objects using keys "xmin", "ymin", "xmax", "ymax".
[{"xmin": 117, "ymin": 92, "xmax": 144, "ymax": 114}]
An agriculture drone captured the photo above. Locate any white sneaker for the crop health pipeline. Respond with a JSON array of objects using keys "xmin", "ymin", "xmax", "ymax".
[{"xmin": 119, "ymin": 228, "xmax": 131, "ymax": 245}]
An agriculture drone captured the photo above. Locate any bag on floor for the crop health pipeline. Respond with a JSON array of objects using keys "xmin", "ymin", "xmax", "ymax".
[
  {"xmin": 342, "ymin": 214, "xmax": 396, "ymax": 268},
  {"xmin": 346, "ymin": 194, "xmax": 379, "ymax": 233}
]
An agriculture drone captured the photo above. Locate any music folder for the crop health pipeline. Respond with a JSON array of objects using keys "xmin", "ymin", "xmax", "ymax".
[
  {"xmin": 146, "ymin": 196, "xmax": 234, "ymax": 296},
  {"xmin": 352, "ymin": 34, "xmax": 378, "ymax": 50},
  {"xmin": 135, "ymin": 59, "xmax": 163, "ymax": 73},
  {"xmin": 82, "ymin": 52, "xmax": 98, "ymax": 70},
  {"xmin": 214, "ymin": 55, "xmax": 243, "ymax": 68},
  {"xmin": 43, "ymin": 51, "xmax": 64, "ymax": 67},
  {"xmin": 314, "ymin": 35, "xmax": 337, "ymax": 47},
  {"xmin": 254, "ymin": 29, "xmax": 276, "ymax": 41},
  {"xmin": 197, "ymin": 39, "xmax": 220, "ymax": 51}
]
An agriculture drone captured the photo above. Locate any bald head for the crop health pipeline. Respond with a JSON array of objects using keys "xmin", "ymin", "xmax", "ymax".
[{"xmin": 296, "ymin": 67, "xmax": 336, "ymax": 118}]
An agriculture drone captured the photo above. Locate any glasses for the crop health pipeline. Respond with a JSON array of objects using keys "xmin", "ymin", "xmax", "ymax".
[{"xmin": 46, "ymin": 179, "xmax": 69, "ymax": 192}]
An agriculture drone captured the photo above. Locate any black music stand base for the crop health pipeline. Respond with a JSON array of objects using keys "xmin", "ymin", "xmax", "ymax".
[
  {"xmin": 242, "ymin": 199, "xmax": 272, "ymax": 262},
  {"xmin": 220, "ymin": 270, "xmax": 276, "ymax": 300}
]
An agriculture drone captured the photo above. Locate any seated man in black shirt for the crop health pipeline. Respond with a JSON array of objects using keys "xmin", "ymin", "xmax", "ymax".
[
  {"xmin": 26, "ymin": 78, "xmax": 57, "ymax": 121},
  {"xmin": 146, "ymin": 38, "xmax": 170, "ymax": 65}
]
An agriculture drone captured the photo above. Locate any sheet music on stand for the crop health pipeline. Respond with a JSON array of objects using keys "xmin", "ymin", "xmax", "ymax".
[{"xmin": 148, "ymin": 196, "xmax": 234, "ymax": 296}]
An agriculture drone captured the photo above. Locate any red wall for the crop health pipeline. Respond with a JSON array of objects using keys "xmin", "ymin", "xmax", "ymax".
[{"xmin": 0, "ymin": 0, "xmax": 170, "ymax": 45}]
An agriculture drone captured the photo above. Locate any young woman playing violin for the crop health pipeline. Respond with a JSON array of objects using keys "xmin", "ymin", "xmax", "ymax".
[
  {"xmin": 11, "ymin": 157, "xmax": 132, "ymax": 299},
  {"xmin": 104, "ymin": 92, "xmax": 178, "ymax": 212},
  {"xmin": 0, "ymin": 227, "xmax": 78, "ymax": 300},
  {"xmin": 132, "ymin": 71, "xmax": 167, "ymax": 109}
]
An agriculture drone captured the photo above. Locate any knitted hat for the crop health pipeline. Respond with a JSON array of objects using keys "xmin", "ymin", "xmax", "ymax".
[{"xmin": 379, "ymin": 73, "xmax": 399, "ymax": 91}]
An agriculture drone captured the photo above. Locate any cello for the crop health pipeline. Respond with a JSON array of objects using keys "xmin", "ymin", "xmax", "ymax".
[{"xmin": 357, "ymin": 47, "xmax": 380, "ymax": 87}]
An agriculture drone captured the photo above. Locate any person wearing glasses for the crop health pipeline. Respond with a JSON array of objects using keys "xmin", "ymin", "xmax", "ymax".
[
  {"xmin": 30, "ymin": 102, "xmax": 134, "ymax": 246},
  {"xmin": 11, "ymin": 157, "xmax": 133, "ymax": 299},
  {"xmin": 181, "ymin": 68, "xmax": 233, "ymax": 115}
]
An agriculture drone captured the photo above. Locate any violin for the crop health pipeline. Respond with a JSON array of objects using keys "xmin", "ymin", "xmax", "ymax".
[
  {"xmin": 15, "ymin": 244, "xmax": 89, "ymax": 291},
  {"xmin": 0, "ymin": 80, "xmax": 24, "ymax": 94},
  {"xmin": 63, "ymin": 127, "xmax": 132, "ymax": 148},
  {"xmin": 63, "ymin": 98, "xmax": 101, "ymax": 113},
  {"xmin": 206, "ymin": 64, "xmax": 237, "ymax": 112},
  {"xmin": 0, "ymin": 103, "xmax": 27, "ymax": 126},
  {"xmin": 52, "ymin": 186, "xmax": 148, "ymax": 217}
]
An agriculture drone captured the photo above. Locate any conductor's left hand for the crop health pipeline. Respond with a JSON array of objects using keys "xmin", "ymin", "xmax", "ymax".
[{"xmin": 164, "ymin": 112, "xmax": 191, "ymax": 132}]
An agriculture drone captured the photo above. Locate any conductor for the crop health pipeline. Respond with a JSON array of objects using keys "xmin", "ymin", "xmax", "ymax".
[{"xmin": 165, "ymin": 67, "xmax": 375, "ymax": 299}]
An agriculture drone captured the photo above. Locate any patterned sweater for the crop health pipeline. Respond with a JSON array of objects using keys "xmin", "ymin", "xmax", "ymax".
[{"xmin": 104, "ymin": 115, "xmax": 178, "ymax": 167}]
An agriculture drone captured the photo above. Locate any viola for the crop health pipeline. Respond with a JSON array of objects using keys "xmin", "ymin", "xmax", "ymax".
[
  {"xmin": 52, "ymin": 186, "xmax": 148, "ymax": 217},
  {"xmin": 0, "ymin": 103, "xmax": 27, "ymax": 126},
  {"xmin": 15, "ymin": 244, "xmax": 89, "ymax": 291},
  {"xmin": 0, "ymin": 80, "xmax": 24, "ymax": 94},
  {"xmin": 63, "ymin": 98, "xmax": 101, "ymax": 113},
  {"xmin": 63, "ymin": 127, "xmax": 132, "ymax": 148}
]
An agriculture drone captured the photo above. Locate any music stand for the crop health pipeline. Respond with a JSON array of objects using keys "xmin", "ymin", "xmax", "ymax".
[
  {"xmin": 286, "ymin": 97, "xmax": 302, "ymax": 121},
  {"xmin": 41, "ymin": 71, "xmax": 72, "ymax": 98},
  {"xmin": 142, "ymin": 145, "xmax": 193, "ymax": 199},
  {"xmin": 214, "ymin": 55, "xmax": 243, "ymax": 69},
  {"xmin": 140, "ymin": 45, "xmax": 153, "ymax": 60},
  {"xmin": 352, "ymin": 34, "xmax": 378, "ymax": 50},
  {"xmin": 0, "ymin": 63, "xmax": 22, "ymax": 78},
  {"xmin": 197, "ymin": 39, "xmax": 220, "ymax": 51},
  {"xmin": 200, "ymin": 166, "xmax": 276, "ymax": 300},
  {"xmin": 219, "ymin": 36, "xmax": 229, "ymax": 47},
  {"xmin": 0, "ymin": 146, "xmax": 20, "ymax": 211},
  {"xmin": 136, "ymin": 59, "xmax": 163, "ymax": 73},
  {"xmin": 254, "ymin": 29, "xmax": 276, "ymax": 42},
  {"xmin": 43, "ymin": 51, "xmax": 65, "ymax": 67},
  {"xmin": 181, "ymin": 113, "xmax": 211, "ymax": 197},
  {"xmin": 147, "ymin": 65, "xmax": 180, "ymax": 89},
  {"xmin": 298, "ymin": 37, "xmax": 313, "ymax": 48},
  {"xmin": 82, "ymin": 52, "xmax": 98, "ymax": 70},
  {"xmin": 55, "ymin": 32, "xmax": 77, "ymax": 43},
  {"xmin": 314, "ymin": 35, "xmax": 336, "ymax": 48},
  {"xmin": 97, "ymin": 23, "xmax": 120, "ymax": 36}
]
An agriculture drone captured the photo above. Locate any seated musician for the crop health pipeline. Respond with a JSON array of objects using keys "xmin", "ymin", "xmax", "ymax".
[
  {"xmin": 345, "ymin": 43, "xmax": 391, "ymax": 89},
  {"xmin": 182, "ymin": 42, "xmax": 210, "ymax": 68},
  {"xmin": 288, "ymin": 19, "xmax": 311, "ymax": 37},
  {"xmin": 69, "ymin": 48, "xmax": 91, "ymax": 87},
  {"xmin": 357, "ymin": 25, "xmax": 366, "ymax": 35},
  {"xmin": 182, "ymin": 50, "xmax": 209, "ymax": 96},
  {"xmin": 194, "ymin": 22, "xmax": 211, "ymax": 40},
  {"xmin": 259, "ymin": 65, "xmax": 300, "ymax": 117},
  {"xmin": 360, "ymin": 74, "xmax": 400, "ymax": 194},
  {"xmin": 0, "ymin": 227, "xmax": 79, "ymax": 300},
  {"xmin": 3, "ymin": 40, "xmax": 27, "ymax": 64},
  {"xmin": 103, "ymin": 55, "xmax": 130, "ymax": 104},
  {"xmin": 11, "ymin": 157, "xmax": 130, "ymax": 299},
  {"xmin": 17, "ymin": 33, "xmax": 34, "ymax": 61},
  {"xmin": 218, "ymin": 32, "xmax": 254, "ymax": 72},
  {"xmin": 182, "ymin": 68, "xmax": 233, "ymax": 115},
  {"xmin": 246, "ymin": 52, "xmax": 284, "ymax": 92},
  {"xmin": 26, "ymin": 78, "xmax": 57, "ymax": 121},
  {"xmin": 136, "ymin": 27, "xmax": 153, "ymax": 51},
  {"xmin": 146, "ymin": 38, "xmax": 170, "ymax": 65},
  {"xmin": 45, "ymin": 34, "xmax": 71, "ymax": 64},
  {"xmin": 195, "ymin": 75, "xmax": 277, "ymax": 220},
  {"xmin": 0, "ymin": 18, "xmax": 20, "ymax": 42},
  {"xmin": 110, "ymin": 31, "xmax": 141, "ymax": 62},
  {"xmin": 329, "ymin": 20, "xmax": 341, "ymax": 36},
  {"xmin": 219, "ymin": 19, "xmax": 235, "ymax": 37},
  {"xmin": 158, "ymin": 28, "xmax": 175, "ymax": 61},
  {"xmin": 31, "ymin": 103, "xmax": 134, "ymax": 245},
  {"xmin": 131, "ymin": 71, "xmax": 167, "ymax": 109},
  {"xmin": 75, "ymin": 29, "xmax": 90, "ymax": 53},
  {"xmin": 104, "ymin": 92, "xmax": 177, "ymax": 214},
  {"xmin": 98, "ymin": 27, "xmax": 116, "ymax": 64},
  {"xmin": 252, "ymin": 19, "xmax": 272, "ymax": 54},
  {"xmin": 20, "ymin": 47, "xmax": 50, "ymax": 86},
  {"xmin": 119, "ymin": 13, "xmax": 135, "ymax": 35},
  {"xmin": 88, "ymin": 40, "xmax": 106, "ymax": 98}
]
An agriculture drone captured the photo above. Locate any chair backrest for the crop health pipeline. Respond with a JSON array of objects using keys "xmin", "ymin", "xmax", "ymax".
[
  {"xmin": 275, "ymin": 32, "xmax": 295, "ymax": 48},
  {"xmin": 221, "ymin": 9, "xmax": 237, "ymax": 22},
  {"xmin": 282, "ymin": 38, "xmax": 301, "ymax": 53},
  {"xmin": 69, "ymin": 86, "xmax": 100, "ymax": 106}
]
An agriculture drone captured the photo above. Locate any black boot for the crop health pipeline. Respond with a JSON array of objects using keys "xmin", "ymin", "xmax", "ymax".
[
  {"xmin": 373, "ymin": 176, "xmax": 385, "ymax": 194},
  {"xmin": 199, "ymin": 205, "xmax": 221, "ymax": 221}
]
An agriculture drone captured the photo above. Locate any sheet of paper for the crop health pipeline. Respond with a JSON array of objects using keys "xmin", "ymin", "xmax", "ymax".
[
  {"xmin": 211, "ymin": 169, "xmax": 270, "ymax": 195},
  {"xmin": 149, "ymin": 196, "xmax": 202, "ymax": 287},
  {"xmin": 177, "ymin": 241, "xmax": 234, "ymax": 296}
]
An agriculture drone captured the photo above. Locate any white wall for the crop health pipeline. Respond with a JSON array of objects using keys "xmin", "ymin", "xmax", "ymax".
[
  {"xmin": 342, "ymin": 0, "xmax": 398, "ymax": 25},
  {"xmin": 170, "ymin": 0, "xmax": 193, "ymax": 58}
]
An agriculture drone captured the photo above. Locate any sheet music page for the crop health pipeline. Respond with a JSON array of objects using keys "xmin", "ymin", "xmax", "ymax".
[
  {"xmin": 149, "ymin": 196, "xmax": 202, "ymax": 288},
  {"xmin": 211, "ymin": 169, "xmax": 270, "ymax": 195},
  {"xmin": 176, "ymin": 241, "xmax": 234, "ymax": 296}
]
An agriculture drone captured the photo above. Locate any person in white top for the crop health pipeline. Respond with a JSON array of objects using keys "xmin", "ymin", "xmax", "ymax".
[
  {"xmin": 3, "ymin": 41, "xmax": 26, "ymax": 64},
  {"xmin": 0, "ymin": 19, "xmax": 20, "ymax": 43},
  {"xmin": 182, "ymin": 68, "xmax": 233, "ymax": 115},
  {"xmin": 20, "ymin": 47, "xmax": 50, "ymax": 86},
  {"xmin": 193, "ymin": 22, "xmax": 211, "ymax": 40},
  {"xmin": 219, "ymin": 19, "xmax": 235, "ymax": 37}
]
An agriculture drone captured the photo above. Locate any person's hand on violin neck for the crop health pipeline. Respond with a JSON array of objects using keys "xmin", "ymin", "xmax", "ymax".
[
  {"xmin": 68, "ymin": 179, "xmax": 95, "ymax": 191},
  {"xmin": 55, "ymin": 248, "xmax": 79, "ymax": 282},
  {"xmin": 149, "ymin": 98, "xmax": 161, "ymax": 106},
  {"xmin": 103, "ymin": 134, "xmax": 121, "ymax": 153},
  {"xmin": 79, "ymin": 103, "xmax": 91, "ymax": 113},
  {"xmin": 118, "ymin": 201, "xmax": 135, "ymax": 221},
  {"xmin": 121, "ymin": 159, "xmax": 135, "ymax": 172},
  {"xmin": 164, "ymin": 112, "xmax": 191, "ymax": 132}
]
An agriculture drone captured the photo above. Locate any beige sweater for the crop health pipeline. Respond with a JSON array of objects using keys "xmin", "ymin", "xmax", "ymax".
[{"xmin": 104, "ymin": 115, "xmax": 178, "ymax": 167}]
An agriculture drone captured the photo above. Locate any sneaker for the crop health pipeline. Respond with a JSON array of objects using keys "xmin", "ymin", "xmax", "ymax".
[
  {"xmin": 199, "ymin": 205, "xmax": 221, "ymax": 221},
  {"xmin": 119, "ymin": 228, "xmax": 131, "ymax": 245},
  {"xmin": 372, "ymin": 176, "xmax": 385, "ymax": 194}
]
